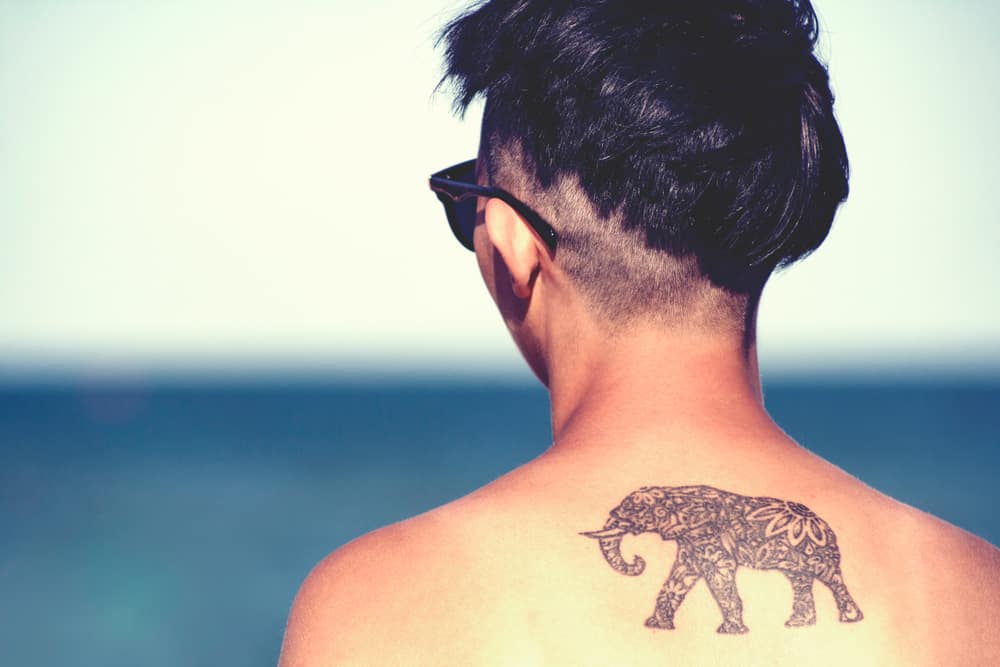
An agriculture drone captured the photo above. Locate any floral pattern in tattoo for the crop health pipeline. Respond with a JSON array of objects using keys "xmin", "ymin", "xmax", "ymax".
[{"xmin": 580, "ymin": 485, "xmax": 863, "ymax": 634}]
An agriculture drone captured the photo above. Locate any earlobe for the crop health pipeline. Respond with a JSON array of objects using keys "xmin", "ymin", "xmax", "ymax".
[
  {"xmin": 509, "ymin": 268, "xmax": 540, "ymax": 299},
  {"xmin": 484, "ymin": 197, "xmax": 541, "ymax": 300}
]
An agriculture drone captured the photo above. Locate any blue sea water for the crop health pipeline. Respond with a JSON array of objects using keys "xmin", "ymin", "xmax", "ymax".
[{"xmin": 0, "ymin": 376, "xmax": 997, "ymax": 666}]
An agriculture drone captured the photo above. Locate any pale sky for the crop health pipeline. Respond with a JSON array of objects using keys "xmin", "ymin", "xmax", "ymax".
[{"xmin": 1, "ymin": 0, "xmax": 997, "ymax": 378}]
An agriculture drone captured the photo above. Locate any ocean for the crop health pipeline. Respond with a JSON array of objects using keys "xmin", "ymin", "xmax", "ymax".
[{"xmin": 0, "ymin": 376, "xmax": 997, "ymax": 666}]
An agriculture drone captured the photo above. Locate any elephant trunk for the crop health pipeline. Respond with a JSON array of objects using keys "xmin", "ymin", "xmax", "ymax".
[{"xmin": 580, "ymin": 519, "xmax": 646, "ymax": 576}]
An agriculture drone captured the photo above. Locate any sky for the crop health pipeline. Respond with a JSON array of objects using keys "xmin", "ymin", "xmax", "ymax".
[{"xmin": 0, "ymin": 0, "xmax": 997, "ymax": 379}]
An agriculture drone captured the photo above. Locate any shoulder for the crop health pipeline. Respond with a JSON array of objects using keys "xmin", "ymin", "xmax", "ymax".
[
  {"xmin": 861, "ymin": 490, "xmax": 1000, "ymax": 595},
  {"xmin": 905, "ymin": 505, "xmax": 1000, "ymax": 595},
  {"xmin": 879, "ymin": 500, "xmax": 1000, "ymax": 660},
  {"xmin": 278, "ymin": 506, "xmax": 487, "ymax": 666},
  {"xmin": 890, "ymin": 498, "xmax": 1000, "ymax": 575},
  {"xmin": 277, "ymin": 523, "xmax": 401, "ymax": 666}
]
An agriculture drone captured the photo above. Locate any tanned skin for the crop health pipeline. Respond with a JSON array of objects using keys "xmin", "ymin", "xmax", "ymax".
[{"xmin": 279, "ymin": 147, "xmax": 1000, "ymax": 666}]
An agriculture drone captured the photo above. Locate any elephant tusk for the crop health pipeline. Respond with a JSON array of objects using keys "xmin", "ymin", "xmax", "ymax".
[{"xmin": 579, "ymin": 527, "xmax": 627, "ymax": 539}]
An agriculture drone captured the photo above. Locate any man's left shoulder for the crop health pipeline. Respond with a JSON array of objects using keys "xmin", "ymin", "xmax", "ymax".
[{"xmin": 278, "ymin": 507, "xmax": 478, "ymax": 666}]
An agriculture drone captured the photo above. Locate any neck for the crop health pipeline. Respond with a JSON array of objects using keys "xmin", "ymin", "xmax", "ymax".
[{"xmin": 544, "ymin": 317, "xmax": 782, "ymax": 459}]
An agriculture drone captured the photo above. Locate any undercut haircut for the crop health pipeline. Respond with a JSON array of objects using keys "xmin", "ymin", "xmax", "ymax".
[{"xmin": 438, "ymin": 0, "xmax": 849, "ymax": 328}]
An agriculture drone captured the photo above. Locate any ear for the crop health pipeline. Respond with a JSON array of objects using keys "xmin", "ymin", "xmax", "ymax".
[{"xmin": 483, "ymin": 197, "xmax": 541, "ymax": 299}]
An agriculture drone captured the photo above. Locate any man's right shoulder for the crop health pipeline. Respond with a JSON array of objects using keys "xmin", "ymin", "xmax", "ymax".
[
  {"xmin": 886, "ymin": 499, "xmax": 1000, "ymax": 660},
  {"xmin": 897, "ymin": 499, "xmax": 1000, "ymax": 573}
]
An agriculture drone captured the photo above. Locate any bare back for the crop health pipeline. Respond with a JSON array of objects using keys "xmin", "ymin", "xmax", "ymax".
[{"xmin": 280, "ymin": 430, "xmax": 1000, "ymax": 666}]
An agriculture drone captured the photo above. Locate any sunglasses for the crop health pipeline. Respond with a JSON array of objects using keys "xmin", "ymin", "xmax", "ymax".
[{"xmin": 428, "ymin": 159, "xmax": 558, "ymax": 252}]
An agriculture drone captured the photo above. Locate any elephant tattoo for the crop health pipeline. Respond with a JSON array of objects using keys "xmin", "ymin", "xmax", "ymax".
[{"xmin": 581, "ymin": 485, "xmax": 863, "ymax": 634}]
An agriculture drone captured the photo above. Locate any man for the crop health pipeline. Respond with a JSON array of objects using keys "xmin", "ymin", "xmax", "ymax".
[{"xmin": 281, "ymin": 1, "xmax": 1000, "ymax": 664}]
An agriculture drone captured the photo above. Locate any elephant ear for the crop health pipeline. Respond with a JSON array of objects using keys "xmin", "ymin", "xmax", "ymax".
[
  {"xmin": 683, "ymin": 501, "xmax": 725, "ymax": 540},
  {"xmin": 656, "ymin": 512, "xmax": 682, "ymax": 538}
]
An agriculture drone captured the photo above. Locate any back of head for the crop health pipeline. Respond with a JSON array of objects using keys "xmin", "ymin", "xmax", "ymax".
[{"xmin": 439, "ymin": 0, "xmax": 849, "ymax": 330}]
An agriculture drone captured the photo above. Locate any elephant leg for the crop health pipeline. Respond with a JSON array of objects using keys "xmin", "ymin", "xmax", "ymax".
[
  {"xmin": 783, "ymin": 572, "xmax": 817, "ymax": 627},
  {"xmin": 819, "ymin": 567, "xmax": 864, "ymax": 623},
  {"xmin": 698, "ymin": 551, "xmax": 749, "ymax": 634},
  {"xmin": 645, "ymin": 547, "xmax": 700, "ymax": 630}
]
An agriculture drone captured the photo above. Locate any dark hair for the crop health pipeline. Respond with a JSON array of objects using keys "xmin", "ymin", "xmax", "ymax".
[{"xmin": 438, "ymin": 0, "xmax": 849, "ymax": 320}]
